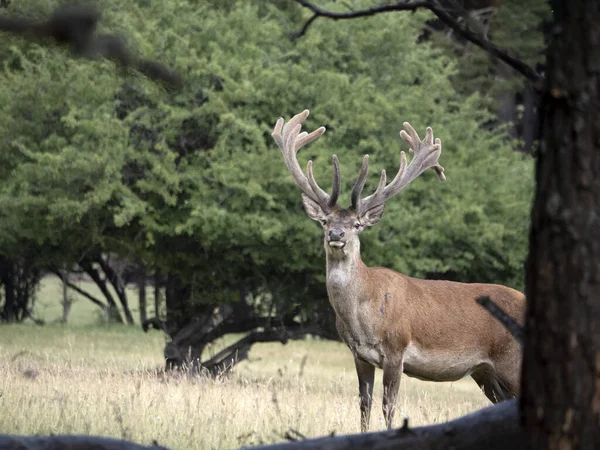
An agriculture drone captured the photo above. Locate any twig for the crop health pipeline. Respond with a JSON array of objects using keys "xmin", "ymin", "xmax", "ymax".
[
  {"xmin": 476, "ymin": 296, "xmax": 524, "ymax": 346},
  {"xmin": 284, "ymin": 429, "xmax": 307, "ymax": 442},
  {"xmin": 0, "ymin": 3, "xmax": 182, "ymax": 89},
  {"xmin": 292, "ymin": 0, "xmax": 543, "ymax": 88}
]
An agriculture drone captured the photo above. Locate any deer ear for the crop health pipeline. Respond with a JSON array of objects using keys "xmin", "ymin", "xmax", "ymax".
[
  {"xmin": 360, "ymin": 204, "xmax": 385, "ymax": 227},
  {"xmin": 302, "ymin": 194, "xmax": 327, "ymax": 222}
]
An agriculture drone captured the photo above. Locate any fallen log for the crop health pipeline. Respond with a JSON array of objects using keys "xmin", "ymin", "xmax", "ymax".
[
  {"xmin": 0, "ymin": 400, "xmax": 524, "ymax": 450},
  {"xmin": 0, "ymin": 434, "xmax": 168, "ymax": 450}
]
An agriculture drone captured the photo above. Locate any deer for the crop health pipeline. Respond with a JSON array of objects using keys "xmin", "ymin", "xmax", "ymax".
[{"xmin": 271, "ymin": 110, "xmax": 525, "ymax": 432}]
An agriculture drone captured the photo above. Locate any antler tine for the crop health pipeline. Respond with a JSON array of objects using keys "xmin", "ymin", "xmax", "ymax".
[
  {"xmin": 306, "ymin": 156, "xmax": 341, "ymax": 207},
  {"xmin": 359, "ymin": 122, "xmax": 445, "ymax": 213},
  {"xmin": 329, "ymin": 155, "xmax": 341, "ymax": 207},
  {"xmin": 350, "ymin": 155, "xmax": 369, "ymax": 210},
  {"xmin": 272, "ymin": 110, "xmax": 337, "ymax": 210}
]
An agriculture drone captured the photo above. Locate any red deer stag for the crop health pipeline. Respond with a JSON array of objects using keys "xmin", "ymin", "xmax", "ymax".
[{"xmin": 272, "ymin": 110, "xmax": 525, "ymax": 432}]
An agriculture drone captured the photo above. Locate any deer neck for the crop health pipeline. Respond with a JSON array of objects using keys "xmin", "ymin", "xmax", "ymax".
[
  {"xmin": 325, "ymin": 242, "xmax": 367, "ymax": 309},
  {"xmin": 325, "ymin": 241, "xmax": 381, "ymax": 355}
]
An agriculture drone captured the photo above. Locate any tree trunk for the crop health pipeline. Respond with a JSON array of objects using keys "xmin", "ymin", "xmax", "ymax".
[
  {"xmin": 153, "ymin": 272, "xmax": 161, "ymax": 318},
  {"xmin": 81, "ymin": 261, "xmax": 124, "ymax": 324},
  {"xmin": 98, "ymin": 256, "xmax": 135, "ymax": 325},
  {"xmin": 521, "ymin": 82, "xmax": 539, "ymax": 154},
  {"xmin": 0, "ymin": 256, "xmax": 40, "ymax": 323},
  {"xmin": 0, "ymin": 258, "xmax": 16, "ymax": 321},
  {"xmin": 522, "ymin": 1, "xmax": 600, "ymax": 448},
  {"xmin": 496, "ymin": 61, "xmax": 517, "ymax": 138},
  {"xmin": 138, "ymin": 270, "xmax": 147, "ymax": 325},
  {"xmin": 59, "ymin": 271, "xmax": 72, "ymax": 324}
]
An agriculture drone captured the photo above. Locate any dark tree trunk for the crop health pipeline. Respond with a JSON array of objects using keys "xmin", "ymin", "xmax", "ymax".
[
  {"xmin": 138, "ymin": 270, "xmax": 147, "ymax": 325},
  {"xmin": 98, "ymin": 256, "xmax": 135, "ymax": 325},
  {"xmin": 80, "ymin": 261, "xmax": 124, "ymax": 324},
  {"xmin": 0, "ymin": 256, "xmax": 41, "ymax": 323},
  {"xmin": 153, "ymin": 271, "xmax": 162, "ymax": 318},
  {"xmin": 521, "ymin": 83, "xmax": 539, "ymax": 154},
  {"xmin": 496, "ymin": 62, "xmax": 517, "ymax": 138},
  {"xmin": 1, "ymin": 257, "xmax": 17, "ymax": 321},
  {"xmin": 522, "ymin": 1, "xmax": 600, "ymax": 448},
  {"xmin": 59, "ymin": 271, "xmax": 72, "ymax": 324},
  {"xmin": 164, "ymin": 272, "xmax": 193, "ymax": 337}
]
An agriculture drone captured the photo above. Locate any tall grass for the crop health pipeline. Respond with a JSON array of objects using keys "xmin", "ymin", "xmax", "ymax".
[{"xmin": 0, "ymin": 324, "xmax": 488, "ymax": 449}]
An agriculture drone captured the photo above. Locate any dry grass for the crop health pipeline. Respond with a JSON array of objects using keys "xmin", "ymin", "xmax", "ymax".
[{"xmin": 0, "ymin": 324, "xmax": 489, "ymax": 449}]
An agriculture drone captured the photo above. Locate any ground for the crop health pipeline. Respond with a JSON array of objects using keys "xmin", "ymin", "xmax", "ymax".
[{"xmin": 0, "ymin": 278, "xmax": 489, "ymax": 449}]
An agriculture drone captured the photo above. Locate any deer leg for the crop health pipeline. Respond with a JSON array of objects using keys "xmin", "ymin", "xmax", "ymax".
[
  {"xmin": 354, "ymin": 357, "xmax": 375, "ymax": 432},
  {"xmin": 382, "ymin": 361, "xmax": 402, "ymax": 429},
  {"xmin": 471, "ymin": 372, "xmax": 498, "ymax": 403}
]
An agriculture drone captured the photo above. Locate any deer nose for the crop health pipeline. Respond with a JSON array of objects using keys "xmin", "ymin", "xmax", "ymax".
[{"xmin": 328, "ymin": 229, "xmax": 345, "ymax": 241}]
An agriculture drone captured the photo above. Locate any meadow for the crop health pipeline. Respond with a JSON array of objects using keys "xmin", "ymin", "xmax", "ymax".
[{"xmin": 0, "ymin": 278, "xmax": 489, "ymax": 449}]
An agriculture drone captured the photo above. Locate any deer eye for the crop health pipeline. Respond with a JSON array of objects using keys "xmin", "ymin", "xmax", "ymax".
[
  {"xmin": 320, "ymin": 219, "xmax": 328, "ymax": 226},
  {"xmin": 354, "ymin": 222, "xmax": 361, "ymax": 229}
]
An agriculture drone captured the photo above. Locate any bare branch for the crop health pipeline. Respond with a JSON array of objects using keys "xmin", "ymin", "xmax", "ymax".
[
  {"xmin": 476, "ymin": 296, "xmax": 524, "ymax": 347},
  {"xmin": 49, "ymin": 270, "xmax": 107, "ymax": 310},
  {"xmin": 0, "ymin": 3, "xmax": 182, "ymax": 89},
  {"xmin": 292, "ymin": 0, "xmax": 543, "ymax": 88},
  {"xmin": 197, "ymin": 325, "xmax": 332, "ymax": 377}
]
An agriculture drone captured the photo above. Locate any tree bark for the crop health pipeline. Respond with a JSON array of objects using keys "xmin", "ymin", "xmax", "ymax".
[
  {"xmin": 0, "ymin": 434, "xmax": 168, "ymax": 450},
  {"xmin": 522, "ymin": 1, "xmax": 600, "ymax": 448},
  {"xmin": 138, "ymin": 267, "xmax": 147, "ymax": 325}
]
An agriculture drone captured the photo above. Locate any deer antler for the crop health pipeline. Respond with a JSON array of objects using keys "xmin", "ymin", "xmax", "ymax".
[
  {"xmin": 272, "ymin": 110, "xmax": 340, "ymax": 211},
  {"xmin": 351, "ymin": 122, "xmax": 445, "ymax": 213}
]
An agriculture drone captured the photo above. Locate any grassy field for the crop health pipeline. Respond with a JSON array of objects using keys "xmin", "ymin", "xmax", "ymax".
[{"xmin": 0, "ymin": 278, "xmax": 490, "ymax": 449}]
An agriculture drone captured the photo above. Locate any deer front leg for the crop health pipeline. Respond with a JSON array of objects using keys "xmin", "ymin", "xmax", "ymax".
[
  {"xmin": 354, "ymin": 357, "xmax": 375, "ymax": 432},
  {"xmin": 382, "ymin": 360, "xmax": 403, "ymax": 429}
]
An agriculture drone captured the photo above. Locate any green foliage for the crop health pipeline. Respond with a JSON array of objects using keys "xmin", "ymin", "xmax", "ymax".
[{"xmin": 0, "ymin": 0, "xmax": 533, "ymax": 320}]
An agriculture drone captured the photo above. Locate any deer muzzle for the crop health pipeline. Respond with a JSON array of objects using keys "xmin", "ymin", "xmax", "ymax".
[{"xmin": 328, "ymin": 229, "xmax": 346, "ymax": 248}]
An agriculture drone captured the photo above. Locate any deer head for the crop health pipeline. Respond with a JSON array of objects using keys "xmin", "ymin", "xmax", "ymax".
[{"xmin": 272, "ymin": 110, "xmax": 446, "ymax": 259}]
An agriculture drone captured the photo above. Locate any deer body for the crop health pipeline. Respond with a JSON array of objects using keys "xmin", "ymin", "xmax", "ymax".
[
  {"xmin": 328, "ymin": 256, "xmax": 523, "ymax": 381},
  {"xmin": 272, "ymin": 110, "xmax": 524, "ymax": 432}
]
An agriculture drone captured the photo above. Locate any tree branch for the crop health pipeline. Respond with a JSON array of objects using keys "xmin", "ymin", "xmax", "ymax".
[
  {"xmin": 80, "ymin": 260, "xmax": 124, "ymax": 323},
  {"xmin": 49, "ymin": 270, "xmax": 107, "ymax": 310},
  {"xmin": 97, "ymin": 256, "xmax": 134, "ymax": 325},
  {"xmin": 199, "ymin": 324, "xmax": 331, "ymax": 376},
  {"xmin": 0, "ymin": 3, "xmax": 182, "ymax": 89},
  {"xmin": 476, "ymin": 296, "xmax": 525, "ymax": 347},
  {"xmin": 292, "ymin": 0, "xmax": 543, "ymax": 87},
  {"xmin": 65, "ymin": 281, "xmax": 106, "ymax": 309}
]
